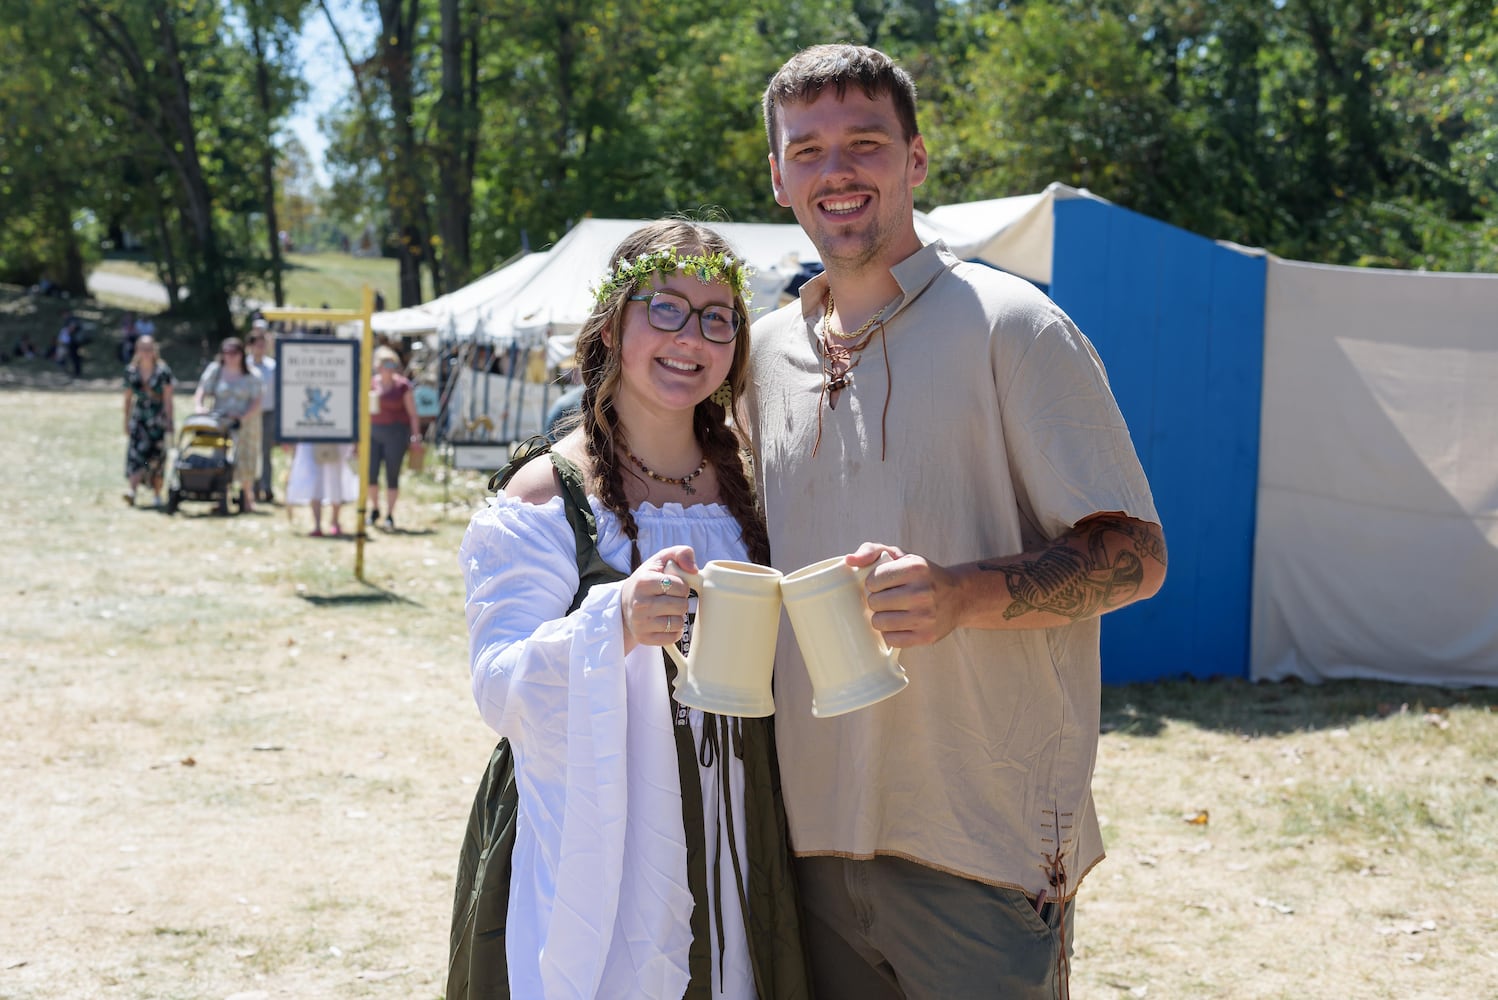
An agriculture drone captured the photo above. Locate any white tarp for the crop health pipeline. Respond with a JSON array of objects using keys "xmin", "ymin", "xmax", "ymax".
[
  {"xmin": 1251, "ymin": 258, "xmax": 1498, "ymax": 686},
  {"xmin": 371, "ymin": 250, "xmax": 553, "ymax": 339},
  {"xmin": 925, "ymin": 182, "xmax": 1108, "ymax": 285}
]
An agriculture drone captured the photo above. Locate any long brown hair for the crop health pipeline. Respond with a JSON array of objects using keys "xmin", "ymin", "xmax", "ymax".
[{"xmin": 571, "ymin": 220, "xmax": 769, "ymax": 569}]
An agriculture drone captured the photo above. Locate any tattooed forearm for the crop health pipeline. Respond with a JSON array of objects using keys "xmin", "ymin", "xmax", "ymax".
[{"xmin": 978, "ymin": 517, "xmax": 1163, "ymax": 623}]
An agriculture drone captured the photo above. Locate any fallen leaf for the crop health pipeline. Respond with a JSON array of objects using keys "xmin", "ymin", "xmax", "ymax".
[
  {"xmin": 1255, "ymin": 897, "xmax": 1294, "ymax": 915},
  {"xmin": 180, "ymin": 756, "xmax": 196, "ymax": 767},
  {"xmin": 1184, "ymin": 810, "xmax": 1210, "ymax": 826}
]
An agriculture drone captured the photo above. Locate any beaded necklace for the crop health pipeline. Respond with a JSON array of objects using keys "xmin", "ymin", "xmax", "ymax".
[{"xmin": 624, "ymin": 447, "xmax": 707, "ymax": 495}]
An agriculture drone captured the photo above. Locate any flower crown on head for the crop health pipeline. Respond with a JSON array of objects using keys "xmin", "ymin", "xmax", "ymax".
[{"xmin": 591, "ymin": 246, "xmax": 753, "ymax": 307}]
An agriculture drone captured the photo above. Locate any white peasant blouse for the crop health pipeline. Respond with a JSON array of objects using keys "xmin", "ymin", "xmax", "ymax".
[{"xmin": 460, "ymin": 493, "xmax": 755, "ymax": 1000}]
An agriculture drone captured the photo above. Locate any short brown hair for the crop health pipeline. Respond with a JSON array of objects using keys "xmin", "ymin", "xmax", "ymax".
[{"xmin": 762, "ymin": 44, "xmax": 920, "ymax": 157}]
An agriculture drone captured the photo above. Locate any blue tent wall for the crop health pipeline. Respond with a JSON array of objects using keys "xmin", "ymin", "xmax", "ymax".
[{"xmin": 1048, "ymin": 198, "xmax": 1266, "ymax": 684}]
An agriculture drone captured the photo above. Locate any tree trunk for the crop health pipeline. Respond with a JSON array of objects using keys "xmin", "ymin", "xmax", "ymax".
[
  {"xmin": 435, "ymin": 0, "xmax": 473, "ymax": 291},
  {"xmin": 50, "ymin": 191, "xmax": 87, "ymax": 297},
  {"xmin": 150, "ymin": 1, "xmax": 234, "ymax": 335},
  {"xmin": 380, "ymin": 0, "xmax": 424, "ymax": 308},
  {"xmin": 151, "ymin": 182, "xmax": 183, "ymax": 308},
  {"xmin": 250, "ymin": 17, "xmax": 286, "ymax": 307}
]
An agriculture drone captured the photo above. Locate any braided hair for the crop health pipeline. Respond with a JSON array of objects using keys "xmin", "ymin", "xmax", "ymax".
[{"xmin": 572, "ymin": 220, "xmax": 768, "ymax": 569}]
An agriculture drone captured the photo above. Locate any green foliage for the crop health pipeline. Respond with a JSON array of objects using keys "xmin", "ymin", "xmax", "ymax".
[{"xmin": 4, "ymin": 0, "xmax": 1493, "ymax": 302}]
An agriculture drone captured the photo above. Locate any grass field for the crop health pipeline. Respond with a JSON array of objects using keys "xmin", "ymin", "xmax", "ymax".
[
  {"xmin": 93, "ymin": 252, "xmax": 432, "ymax": 312},
  {"xmin": 1, "ymin": 387, "xmax": 1495, "ymax": 998}
]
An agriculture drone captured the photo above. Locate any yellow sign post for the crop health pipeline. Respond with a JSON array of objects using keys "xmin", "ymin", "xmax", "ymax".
[{"xmin": 259, "ymin": 287, "xmax": 375, "ymax": 581}]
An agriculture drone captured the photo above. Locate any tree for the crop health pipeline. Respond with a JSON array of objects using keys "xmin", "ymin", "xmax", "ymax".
[
  {"xmin": 73, "ymin": 0, "xmax": 240, "ymax": 333},
  {"xmin": 240, "ymin": 0, "xmax": 311, "ymax": 307}
]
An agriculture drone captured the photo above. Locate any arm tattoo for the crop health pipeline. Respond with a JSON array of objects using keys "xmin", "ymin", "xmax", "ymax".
[{"xmin": 978, "ymin": 517, "xmax": 1162, "ymax": 622}]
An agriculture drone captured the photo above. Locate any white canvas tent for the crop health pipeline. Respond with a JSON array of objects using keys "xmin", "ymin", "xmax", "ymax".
[{"xmin": 371, "ymin": 250, "xmax": 553, "ymax": 339}]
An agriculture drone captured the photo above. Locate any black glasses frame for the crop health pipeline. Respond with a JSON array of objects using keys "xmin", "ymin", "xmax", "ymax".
[{"xmin": 627, "ymin": 291, "xmax": 742, "ymax": 344}]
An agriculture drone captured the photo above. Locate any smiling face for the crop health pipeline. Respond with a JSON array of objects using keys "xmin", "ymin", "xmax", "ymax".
[
  {"xmin": 769, "ymin": 87, "xmax": 928, "ymax": 275},
  {"xmin": 610, "ymin": 271, "xmax": 738, "ymax": 423}
]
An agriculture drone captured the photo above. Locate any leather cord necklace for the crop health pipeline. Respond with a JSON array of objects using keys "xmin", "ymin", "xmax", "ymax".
[{"xmin": 812, "ymin": 289, "xmax": 893, "ymax": 461}]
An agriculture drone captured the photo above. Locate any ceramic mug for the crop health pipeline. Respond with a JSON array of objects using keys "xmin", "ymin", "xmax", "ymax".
[
  {"xmin": 779, "ymin": 553, "xmax": 908, "ymax": 718},
  {"xmin": 662, "ymin": 560, "xmax": 783, "ymax": 718}
]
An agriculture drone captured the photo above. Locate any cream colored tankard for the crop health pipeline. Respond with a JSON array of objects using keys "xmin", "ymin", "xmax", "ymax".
[
  {"xmin": 662, "ymin": 560, "xmax": 783, "ymax": 718},
  {"xmin": 779, "ymin": 553, "xmax": 908, "ymax": 718}
]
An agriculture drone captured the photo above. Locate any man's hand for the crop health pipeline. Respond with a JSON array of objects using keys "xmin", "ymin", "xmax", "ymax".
[{"xmin": 847, "ymin": 543, "xmax": 965, "ymax": 648}]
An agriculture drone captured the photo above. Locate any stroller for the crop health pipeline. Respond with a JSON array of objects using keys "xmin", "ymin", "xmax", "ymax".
[{"xmin": 165, "ymin": 413, "xmax": 246, "ymax": 515}]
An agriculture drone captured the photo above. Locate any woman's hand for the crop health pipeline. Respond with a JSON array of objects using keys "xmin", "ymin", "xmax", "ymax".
[{"xmin": 619, "ymin": 544, "xmax": 696, "ymax": 654}]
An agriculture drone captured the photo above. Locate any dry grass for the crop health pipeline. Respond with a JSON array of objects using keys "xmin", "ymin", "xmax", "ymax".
[{"xmin": 2, "ymin": 387, "xmax": 1495, "ymax": 999}]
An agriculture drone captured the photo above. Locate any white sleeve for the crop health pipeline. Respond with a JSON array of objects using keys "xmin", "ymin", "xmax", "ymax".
[
  {"xmin": 458, "ymin": 496, "xmax": 626, "ymax": 743},
  {"xmin": 458, "ymin": 496, "xmax": 693, "ymax": 1000}
]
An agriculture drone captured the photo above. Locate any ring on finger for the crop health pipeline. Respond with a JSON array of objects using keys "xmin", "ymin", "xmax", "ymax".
[
  {"xmin": 665, "ymin": 614, "xmax": 676, "ymax": 631},
  {"xmin": 659, "ymin": 576, "xmax": 672, "ymax": 595}
]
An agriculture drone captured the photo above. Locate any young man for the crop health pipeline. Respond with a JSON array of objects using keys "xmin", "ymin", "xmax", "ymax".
[{"xmin": 746, "ymin": 44, "xmax": 1168, "ymax": 998}]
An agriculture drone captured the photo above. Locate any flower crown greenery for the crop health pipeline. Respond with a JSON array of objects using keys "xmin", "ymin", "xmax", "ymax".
[{"xmin": 591, "ymin": 247, "xmax": 753, "ymax": 307}]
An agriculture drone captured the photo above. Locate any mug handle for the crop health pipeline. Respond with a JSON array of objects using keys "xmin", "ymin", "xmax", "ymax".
[
  {"xmin": 664, "ymin": 642, "xmax": 688, "ymax": 674},
  {"xmin": 851, "ymin": 552, "xmax": 901, "ymax": 663},
  {"xmin": 661, "ymin": 559, "xmax": 699, "ymax": 684}
]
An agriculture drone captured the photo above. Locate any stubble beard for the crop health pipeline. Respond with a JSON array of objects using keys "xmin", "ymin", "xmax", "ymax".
[{"xmin": 810, "ymin": 212, "xmax": 888, "ymax": 276}]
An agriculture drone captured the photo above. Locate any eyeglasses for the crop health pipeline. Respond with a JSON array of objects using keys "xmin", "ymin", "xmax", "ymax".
[{"xmin": 627, "ymin": 291, "xmax": 741, "ymax": 344}]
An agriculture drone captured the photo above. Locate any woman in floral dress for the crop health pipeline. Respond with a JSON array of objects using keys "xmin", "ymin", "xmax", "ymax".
[{"xmin": 122, "ymin": 335, "xmax": 175, "ymax": 507}]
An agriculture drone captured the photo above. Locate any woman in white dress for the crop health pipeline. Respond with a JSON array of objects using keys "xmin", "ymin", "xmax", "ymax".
[
  {"xmin": 457, "ymin": 221, "xmax": 811, "ymax": 1000},
  {"xmin": 285, "ymin": 442, "xmax": 358, "ymax": 536}
]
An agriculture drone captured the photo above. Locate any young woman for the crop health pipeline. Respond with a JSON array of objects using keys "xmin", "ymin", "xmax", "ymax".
[
  {"xmin": 458, "ymin": 221, "xmax": 810, "ymax": 999},
  {"xmin": 192, "ymin": 336, "xmax": 263, "ymax": 513},
  {"xmin": 121, "ymin": 335, "xmax": 174, "ymax": 507}
]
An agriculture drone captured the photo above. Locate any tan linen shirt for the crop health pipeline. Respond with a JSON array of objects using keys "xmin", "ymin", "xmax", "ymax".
[{"xmin": 745, "ymin": 242, "xmax": 1159, "ymax": 898}]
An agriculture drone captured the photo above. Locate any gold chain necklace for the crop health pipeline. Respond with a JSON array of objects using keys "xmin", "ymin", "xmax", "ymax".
[
  {"xmin": 823, "ymin": 289, "xmax": 886, "ymax": 342},
  {"xmin": 624, "ymin": 447, "xmax": 707, "ymax": 495}
]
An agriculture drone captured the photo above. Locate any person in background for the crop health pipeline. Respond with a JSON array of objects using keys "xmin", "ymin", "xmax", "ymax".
[
  {"xmin": 57, "ymin": 312, "xmax": 84, "ymax": 377},
  {"xmin": 122, "ymin": 335, "xmax": 174, "ymax": 508},
  {"xmin": 118, "ymin": 312, "xmax": 140, "ymax": 364},
  {"xmin": 193, "ymin": 337, "xmax": 263, "ymax": 514},
  {"xmin": 367, "ymin": 345, "xmax": 421, "ymax": 531},
  {"xmin": 286, "ymin": 441, "xmax": 358, "ymax": 537},
  {"xmin": 747, "ymin": 43, "xmax": 1167, "ymax": 999},
  {"xmin": 248, "ymin": 320, "xmax": 278, "ymax": 503},
  {"xmin": 456, "ymin": 219, "xmax": 810, "ymax": 999}
]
